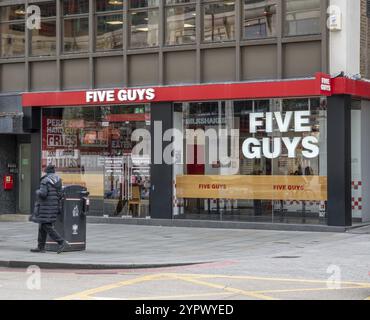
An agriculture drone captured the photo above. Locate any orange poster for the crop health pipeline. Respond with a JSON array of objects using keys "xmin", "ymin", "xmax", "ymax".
[{"xmin": 176, "ymin": 175, "xmax": 327, "ymax": 201}]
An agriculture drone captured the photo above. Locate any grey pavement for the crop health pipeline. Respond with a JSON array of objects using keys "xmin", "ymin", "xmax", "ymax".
[
  {"xmin": 0, "ymin": 221, "xmax": 370, "ymax": 281},
  {"xmin": 1, "ymin": 222, "xmax": 370, "ymax": 300}
]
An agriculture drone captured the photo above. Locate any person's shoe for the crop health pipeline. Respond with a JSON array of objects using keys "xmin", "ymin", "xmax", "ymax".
[
  {"xmin": 57, "ymin": 241, "xmax": 71, "ymax": 254},
  {"xmin": 30, "ymin": 247, "xmax": 45, "ymax": 253}
]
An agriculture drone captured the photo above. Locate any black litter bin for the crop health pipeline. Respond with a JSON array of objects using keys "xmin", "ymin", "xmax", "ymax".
[{"xmin": 45, "ymin": 185, "xmax": 89, "ymax": 252}]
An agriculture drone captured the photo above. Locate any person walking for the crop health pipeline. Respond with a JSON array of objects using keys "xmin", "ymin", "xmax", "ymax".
[{"xmin": 30, "ymin": 164, "xmax": 70, "ymax": 254}]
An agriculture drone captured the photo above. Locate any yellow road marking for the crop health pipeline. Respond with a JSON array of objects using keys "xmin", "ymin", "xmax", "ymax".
[
  {"xmin": 56, "ymin": 272, "xmax": 370, "ymax": 301},
  {"xmin": 254, "ymin": 285, "xmax": 370, "ymax": 294},
  {"xmin": 56, "ymin": 273, "xmax": 163, "ymax": 300},
  {"xmin": 92, "ymin": 292, "xmax": 234, "ymax": 300},
  {"xmin": 169, "ymin": 274, "xmax": 277, "ymax": 300},
  {"xmin": 161, "ymin": 273, "xmax": 370, "ymax": 287}
]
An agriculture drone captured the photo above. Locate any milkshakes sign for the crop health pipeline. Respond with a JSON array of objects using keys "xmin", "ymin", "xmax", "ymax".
[{"xmin": 86, "ymin": 88, "xmax": 155, "ymax": 103}]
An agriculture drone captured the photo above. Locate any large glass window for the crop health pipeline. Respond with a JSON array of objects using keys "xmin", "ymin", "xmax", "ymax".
[
  {"xmin": 166, "ymin": 1, "xmax": 196, "ymax": 45},
  {"xmin": 129, "ymin": 2, "xmax": 159, "ymax": 48},
  {"xmin": 203, "ymin": 1, "xmax": 235, "ymax": 42},
  {"xmin": 31, "ymin": 21, "xmax": 57, "ymax": 56},
  {"xmin": 130, "ymin": 0, "xmax": 159, "ymax": 8},
  {"xmin": 284, "ymin": 0, "xmax": 321, "ymax": 36},
  {"xmin": 95, "ymin": 1, "xmax": 124, "ymax": 51},
  {"xmin": 63, "ymin": 0, "xmax": 89, "ymax": 15},
  {"xmin": 174, "ymin": 98, "xmax": 328, "ymax": 224},
  {"xmin": 96, "ymin": 0, "xmax": 124, "ymax": 12},
  {"xmin": 63, "ymin": 0, "xmax": 89, "ymax": 53},
  {"xmin": 0, "ymin": 5, "xmax": 26, "ymax": 21},
  {"xmin": 64, "ymin": 17, "xmax": 89, "ymax": 53},
  {"xmin": 42, "ymin": 105, "xmax": 151, "ymax": 218},
  {"xmin": 37, "ymin": 1, "xmax": 57, "ymax": 17},
  {"xmin": 0, "ymin": 5, "xmax": 25, "ymax": 57},
  {"xmin": 31, "ymin": 2, "xmax": 57, "ymax": 57},
  {"xmin": 244, "ymin": 0, "xmax": 277, "ymax": 39},
  {"xmin": 96, "ymin": 14, "xmax": 123, "ymax": 51}
]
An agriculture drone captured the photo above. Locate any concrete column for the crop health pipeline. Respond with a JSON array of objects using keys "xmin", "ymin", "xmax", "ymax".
[
  {"xmin": 329, "ymin": 0, "xmax": 361, "ymax": 76},
  {"xmin": 361, "ymin": 100, "xmax": 370, "ymax": 222},
  {"xmin": 150, "ymin": 102, "xmax": 173, "ymax": 219},
  {"xmin": 327, "ymin": 95, "xmax": 352, "ymax": 226}
]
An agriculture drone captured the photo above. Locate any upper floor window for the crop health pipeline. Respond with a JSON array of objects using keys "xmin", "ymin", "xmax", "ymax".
[
  {"xmin": 130, "ymin": 0, "xmax": 159, "ymax": 9},
  {"xmin": 284, "ymin": 0, "xmax": 321, "ymax": 36},
  {"xmin": 165, "ymin": 0, "xmax": 196, "ymax": 45},
  {"xmin": 63, "ymin": 0, "xmax": 89, "ymax": 53},
  {"xmin": 0, "ymin": 5, "xmax": 25, "ymax": 57},
  {"xmin": 63, "ymin": 0, "xmax": 89, "ymax": 15},
  {"xmin": 203, "ymin": 1, "xmax": 235, "ymax": 42},
  {"xmin": 37, "ymin": 1, "xmax": 57, "ymax": 17},
  {"xmin": 31, "ymin": 1, "xmax": 57, "ymax": 57},
  {"xmin": 0, "ymin": 5, "xmax": 26, "ymax": 21},
  {"xmin": 244, "ymin": 0, "xmax": 277, "ymax": 39},
  {"xmin": 96, "ymin": 0, "xmax": 124, "ymax": 12},
  {"xmin": 95, "ymin": 0, "xmax": 123, "ymax": 51},
  {"xmin": 129, "ymin": 0, "xmax": 159, "ymax": 48},
  {"xmin": 96, "ymin": 14, "xmax": 123, "ymax": 51}
]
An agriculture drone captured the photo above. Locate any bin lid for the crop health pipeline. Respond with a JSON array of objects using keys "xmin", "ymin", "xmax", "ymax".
[{"xmin": 62, "ymin": 185, "xmax": 88, "ymax": 197}]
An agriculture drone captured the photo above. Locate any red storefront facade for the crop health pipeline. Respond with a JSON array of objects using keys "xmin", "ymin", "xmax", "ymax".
[{"xmin": 21, "ymin": 74, "xmax": 370, "ymax": 227}]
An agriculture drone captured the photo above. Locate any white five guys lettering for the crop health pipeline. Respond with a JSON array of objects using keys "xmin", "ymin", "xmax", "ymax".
[{"xmin": 86, "ymin": 88, "xmax": 155, "ymax": 103}]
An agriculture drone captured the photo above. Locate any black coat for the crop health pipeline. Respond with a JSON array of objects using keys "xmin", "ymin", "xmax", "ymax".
[{"xmin": 31, "ymin": 174, "xmax": 63, "ymax": 224}]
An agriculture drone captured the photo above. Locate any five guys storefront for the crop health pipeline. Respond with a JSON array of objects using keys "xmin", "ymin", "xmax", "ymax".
[{"xmin": 22, "ymin": 73, "xmax": 370, "ymax": 228}]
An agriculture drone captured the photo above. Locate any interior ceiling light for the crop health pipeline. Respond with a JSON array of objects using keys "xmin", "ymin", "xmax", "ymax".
[
  {"xmin": 106, "ymin": 20, "xmax": 123, "ymax": 25},
  {"xmin": 108, "ymin": 0, "xmax": 123, "ymax": 5},
  {"xmin": 15, "ymin": 9, "xmax": 26, "ymax": 15}
]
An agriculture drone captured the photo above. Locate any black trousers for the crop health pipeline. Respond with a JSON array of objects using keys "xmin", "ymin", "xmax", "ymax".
[{"xmin": 38, "ymin": 223, "xmax": 64, "ymax": 248}]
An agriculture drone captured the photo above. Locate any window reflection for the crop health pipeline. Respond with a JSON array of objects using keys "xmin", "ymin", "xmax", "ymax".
[
  {"xmin": 166, "ymin": 0, "xmax": 192, "ymax": 3},
  {"xmin": 63, "ymin": 18, "xmax": 89, "ymax": 53},
  {"xmin": 130, "ymin": 0, "xmax": 159, "ymax": 8},
  {"xmin": 0, "ymin": 5, "xmax": 26, "ymax": 21},
  {"xmin": 166, "ymin": 5, "xmax": 196, "ymax": 45},
  {"xmin": 0, "ymin": 23, "xmax": 25, "ymax": 57},
  {"xmin": 96, "ymin": 14, "xmax": 123, "ymax": 51},
  {"xmin": 244, "ymin": 0, "xmax": 276, "ymax": 39},
  {"xmin": 31, "ymin": 21, "xmax": 57, "ymax": 56},
  {"xmin": 130, "ymin": 10, "xmax": 159, "ymax": 48},
  {"xmin": 284, "ymin": 0, "xmax": 321, "ymax": 36},
  {"xmin": 96, "ymin": 0, "xmax": 124, "ymax": 12},
  {"xmin": 36, "ymin": 1, "xmax": 57, "ymax": 17},
  {"xmin": 203, "ymin": 1, "xmax": 235, "ymax": 42},
  {"xmin": 63, "ymin": 0, "xmax": 89, "ymax": 15}
]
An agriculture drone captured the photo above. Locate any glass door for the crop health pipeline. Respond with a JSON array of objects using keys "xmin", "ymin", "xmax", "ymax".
[{"xmin": 102, "ymin": 107, "xmax": 151, "ymax": 218}]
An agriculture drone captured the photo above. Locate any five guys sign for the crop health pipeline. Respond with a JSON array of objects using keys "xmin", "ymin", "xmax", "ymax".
[{"xmin": 86, "ymin": 88, "xmax": 155, "ymax": 103}]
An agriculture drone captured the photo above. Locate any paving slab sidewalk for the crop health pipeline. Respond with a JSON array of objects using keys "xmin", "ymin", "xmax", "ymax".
[{"xmin": 0, "ymin": 222, "xmax": 370, "ymax": 280}]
